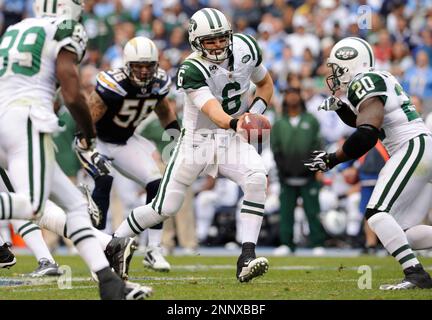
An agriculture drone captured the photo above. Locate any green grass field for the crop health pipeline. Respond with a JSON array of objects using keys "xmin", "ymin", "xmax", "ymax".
[{"xmin": 1, "ymin": 254, "xmax": 432, "ymax": 300}]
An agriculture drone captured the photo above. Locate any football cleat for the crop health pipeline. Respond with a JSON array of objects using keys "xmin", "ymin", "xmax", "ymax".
[
  {"xmin": 379, "ymin": 264, "xmax": 432, "ymax": 290},
  {"xmin": 124, "ymin": 281, "xmax": 153, "ymax": 300},
  {"xmin": 104, "ymin": 237, "xmax": 137, "ymax": 280},
  {"xmin": 0, "ymin": 242, "xmax": 16, "ymax": 269},
  {"xmin": 143, "ymin": 246, "xmax": 171, "ymax": 272},
  {"xmin": 97, "ymin": 267, "xmax": 125, "ymax": 300},
  {"xmin": 78, "ymin": 183, "xmax": 101, "ymax": 227},
  {"xmin": 236, "ymin": 256, "xmax": 269, "ymax": 283},
  {"xmin": 28, "ymin": 258, "xmax": 64, "ymax": 277}
]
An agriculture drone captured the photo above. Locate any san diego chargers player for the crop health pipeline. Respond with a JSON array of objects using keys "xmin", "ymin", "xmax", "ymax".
[
  {"xmin": 305, "ymin": 37, "xmax": 432, "ymax": 290},
  {"xmin": 75, "ymin": 36, "xmax": 179, "ymax": 272},
  {"xmin": 0, "ymin": 0, "xmax": 150, "ymax": 299},
  {"xmin": 113, "ymin": 8, "xmax": 274, "ymax": 283}
]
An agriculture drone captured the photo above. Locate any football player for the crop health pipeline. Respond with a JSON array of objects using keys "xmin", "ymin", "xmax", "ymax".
[
  {"xmin": 75, "ymin": 36, "xmax": 179, "ymax": 272},
  {"xmin": 113, "ymin": 8, "xmax": 274, "ymax": 282},
  {"xmin": 305, "ymin": 37, "xmax": 432, "ymax": 290},
  {"xmin": 0, "ymin": 0, "xmax": 150, "ymax": 299}
]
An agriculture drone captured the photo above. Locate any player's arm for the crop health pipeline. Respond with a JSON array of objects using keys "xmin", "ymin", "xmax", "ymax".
[
  {"xmin": 88, "ymin": 91, "xmax": 108, "ymax": 124},
  {"xmin": 154, "ymin": 97, "xmax": 178, "ymax": 128},
  {"xmin": 305, "ymin": 97, "xmax": 384, "ymax": 171},
  {"xmin": 56, "ymin": 49, "xmax": 95, "ymax": 147},
  {"xmin": 249, "ymin": 70, "xmax": 274, "ymax": 114},
  {"xmin": 332, "ymin": 97, "xmax": 384, "ymax": 163}
]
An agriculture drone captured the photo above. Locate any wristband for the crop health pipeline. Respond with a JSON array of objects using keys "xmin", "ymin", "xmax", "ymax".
[{"xmin": 229, "ymin": 118, "xmax": 239, "ymax": 131}]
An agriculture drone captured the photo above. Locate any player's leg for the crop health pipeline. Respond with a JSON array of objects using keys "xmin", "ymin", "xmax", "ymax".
[
  {"xmin": 115, "ymin": 131, "xmax": 205, "ymax": 241},
  {"xmin": 11, "ymin": 220, "xmax": 62, "ymax": 276},
  {"xmin": 0, "ymin": 163, "xmax": 58, "ymax": 273},
  {"xmin": 394, "ymin": 178, "xmax": 432, "ymax": 250},
  {"xmin": 219, "ymin": 136, "xmax": 269, "ymax": 282},
  {"xmin": 104, "ymin": 135, "xmax": 170, "ymax": 271},
  {"xmin": 367, "ymin": 134, "xmax": 432, "ymax": 290}
]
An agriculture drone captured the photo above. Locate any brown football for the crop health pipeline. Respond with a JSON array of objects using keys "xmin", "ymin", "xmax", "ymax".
[{"xmin": 241, "ymin": 113, "xmax": 272, "ymax": 143}]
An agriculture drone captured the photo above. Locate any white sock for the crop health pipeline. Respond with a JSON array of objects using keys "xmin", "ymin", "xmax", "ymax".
[
  {"xmin": 239, "ymin": 198, "xmax": 265, "ymax": 244},
  {"xmin": 66, "ymin": 206, "xmax": 109, "ymax": 272},
  {"xmin": 115, "ymin": 204, "xmax": 167, "ymax": 238},
  {"xmin": 406, "ymin": 225, "xmax": 432, "ymax": 250},
  {"xmin": 368, "ymin": 212, "xmax": 419, "ymax": 269},
  {"xmin": 13, "ymin": 220, "xmax": 54, "ymax": 262},
  {"xmin": 93, "ymin": 227, "xmax": 112, "ymax": 250},
  {"xmin": 0, "ymin": 234, "xmax": 4, "ymax": 246},
  {"xmin": 148, "ymin": 228, "xmax": 162, "ymax": 247},
  {"xmin": 195, "ymin": 192, "xmax": 217, "ymax": 242}
]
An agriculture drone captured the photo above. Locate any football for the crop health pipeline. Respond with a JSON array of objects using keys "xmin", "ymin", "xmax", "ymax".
[{"xmin": 240, "ymin": 113, "xmax": 272, "ymax": 143}]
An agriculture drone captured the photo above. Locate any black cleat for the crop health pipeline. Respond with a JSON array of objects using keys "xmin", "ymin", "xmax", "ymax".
[
  {"xmin": 97, "ymin": 267, "xmax": 125, "ymax": 300},
  {"xmin": 236, "ymin": 255, "xmax": 269, "ymax": 283},
  {"xmin": 104, "ymin": 237, "xmax": 137, "ymax": 280},
  {"xmin": 380, "ymin": 264, "xmax": 432, "ymax": 290},
  {"xmin": 0, "ymin": 242, "xmax": 16, "ymax": 269}
]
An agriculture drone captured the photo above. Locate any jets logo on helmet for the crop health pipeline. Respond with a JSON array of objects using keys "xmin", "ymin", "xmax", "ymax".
[
  {"xmin": 326, "ymin": 37, "xmax": 375, "ymax": 93},
  {"xmin": 334, "ymin": 47, "xmax": 358, "ymax": 60},
  {"xmin": 33, "ymin": 0, "xmax": 84, "ymax": 21},
  {"xmin": 123, "ymin": 36, "xmax": 159, "ymax": 87},
  {"xmin": 188, "ymin": 8, "xmax": 233, "ymax": 63}
]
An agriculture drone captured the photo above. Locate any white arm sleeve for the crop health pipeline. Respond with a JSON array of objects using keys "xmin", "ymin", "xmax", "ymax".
[
  {"xmin": 251, "ymin": 64, "xmax": 268, "ymax": 83},
  {"xmin": 187, "ymin": 87, "xmax": 217, "ymax": 110}
]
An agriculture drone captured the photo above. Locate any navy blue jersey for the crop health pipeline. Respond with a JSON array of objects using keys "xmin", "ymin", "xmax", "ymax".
[{"xmin": 95, "ymin": 67, "xmax": 171, "ymax": 144}]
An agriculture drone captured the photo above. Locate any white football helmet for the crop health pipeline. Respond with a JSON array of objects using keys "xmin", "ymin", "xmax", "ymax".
[
  {"xmin": 326, "ymin": 37, "xmax": 375, "ymax": 93},
  {"xmin": 33, "ymin": 0, "xmax": 83, "ymax": 21},
  {"xmin": 123, "ymin": 36, "xmax": 159, "ymax": 87},
  {"xmin": 188, "ymin": 8, "xmax": 233, "ymax": 62}
]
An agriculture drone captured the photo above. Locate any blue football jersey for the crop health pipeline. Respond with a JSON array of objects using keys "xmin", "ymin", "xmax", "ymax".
[{"xmin": 95, "ymin": 67, "xmax": 171, "ymax": 144}]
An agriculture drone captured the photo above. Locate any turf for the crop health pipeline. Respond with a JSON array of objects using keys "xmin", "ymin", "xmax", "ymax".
[{"xmin": 1, "ymin": 255, "xmax": 432, "ymax": 300}]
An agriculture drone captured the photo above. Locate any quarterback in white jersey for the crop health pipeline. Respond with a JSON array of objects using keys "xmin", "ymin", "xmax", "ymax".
[
  {"xmin": 114, "ymin": 8, "xmax": 273, "ymax": 283},
  {"xmin": 0, "ymin": 0, "xmax": 150, "ymax": 299},
  {"xmin": 305, "ymin": 37, "xmax": 432, "ymax": 290}
]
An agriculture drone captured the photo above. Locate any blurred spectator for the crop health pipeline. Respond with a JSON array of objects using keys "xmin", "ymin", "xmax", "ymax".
[
  {"xmin": 101, "ymin": 21, "xmax": 135, "ymax": 69},
  {"xmin": 271, "ymin": 88, "xmax": 326, "ymax": 255},
  {"xmin": 0, "ymin": 0, "xmax": 30, "ymax": 35},
  {"xmin": 389, "ymin": 41, "xmax": 414, "ymax": 81},
  {"xmin": 373, "ymin": 29, "xmax": 393, "ymax": 70},
  {"xmin": 402, "ymin": 50, "xmax": 432, "ymax": 103},
  {"xmin": 285, "ymin": 14, "xmax": 320, "ymax": 59},
  {"xmin": 233, "ymin": 0, "xmax": 262, "ymax": 31}
]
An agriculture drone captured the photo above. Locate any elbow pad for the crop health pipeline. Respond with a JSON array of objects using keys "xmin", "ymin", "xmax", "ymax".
[{"xmin": 342, "ymin": 124, "xmax": 380, "ymax": 159}]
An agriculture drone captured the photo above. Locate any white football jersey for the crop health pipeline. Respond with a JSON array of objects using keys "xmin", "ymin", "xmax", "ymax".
[
  {"xmin": 0, "ymin": 17, "xmax": 87, "ymax": 131},
  {"xmin": 177, "ymin": 33, "xmax": 263, "ymax": 133},
  {"xmin": 346, "ymin": 70, "xmax": 431, "ymax": 156}
]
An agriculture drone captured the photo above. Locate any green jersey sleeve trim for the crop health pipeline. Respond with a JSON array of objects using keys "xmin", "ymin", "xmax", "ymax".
[
  {"xmin": 54, "ymin": 20, "xmax": 77, "ymax": 41},
  {"xmin": 348, "ymin": 72, "xmax": 387, "ymax": 108},
  {"xmin": 177, "ymin": 60, "xmax": 208, "ymax": 90}
]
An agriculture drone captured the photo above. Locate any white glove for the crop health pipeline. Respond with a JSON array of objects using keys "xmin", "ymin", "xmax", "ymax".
[{"xmin": 318, "ymin": 96, "xmax": 344, "ymax": 111}]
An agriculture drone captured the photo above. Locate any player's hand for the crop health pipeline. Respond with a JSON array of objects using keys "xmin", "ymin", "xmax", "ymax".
[
  {"xmin": 74, "ymin": 137, "xmax": 112, "ymax": 178},
  {"xmin": 304, "ymin": 150, "xmax": 332, "ymax": 172},
  {"xmin": 318, "ymin": 96, "xmax": 344, "ymax": 111}
]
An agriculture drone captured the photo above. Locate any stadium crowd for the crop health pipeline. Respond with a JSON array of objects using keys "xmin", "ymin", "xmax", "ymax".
[{"xmin": 1, "ymin": 0, "xmax": 432, "ymax": 256}]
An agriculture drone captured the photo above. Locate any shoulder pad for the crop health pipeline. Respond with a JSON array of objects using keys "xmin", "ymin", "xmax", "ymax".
[
  {"xmin": 96, "ymin": 71, "xmax": 127, "ymax": 97},
  {"xmin": 153, "ymin": 68, "xmax": 171, "ymax": 96},
  {"xmin": 54, "ymin": 20, "xmax": 87, "ymax": 62},
  {"xmin": 233, "ymin": 33, "xmax": 263, "ymax": 67},
  {"xmin": 348, "ymin": 72, "xmax": 387, "ymax": 108},
  {"xmin": 176, "ymin": 59, "xmax": 209, "ymax": 90}
]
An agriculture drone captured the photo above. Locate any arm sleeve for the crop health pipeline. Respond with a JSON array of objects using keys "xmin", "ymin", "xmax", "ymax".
[
  {"xmin": 187, "ymin": 87, "xmax": 217, "ymax": 110},
  {"xmin": 251, "ymin": 64, "xmax": 268, "ymax": 83}
]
